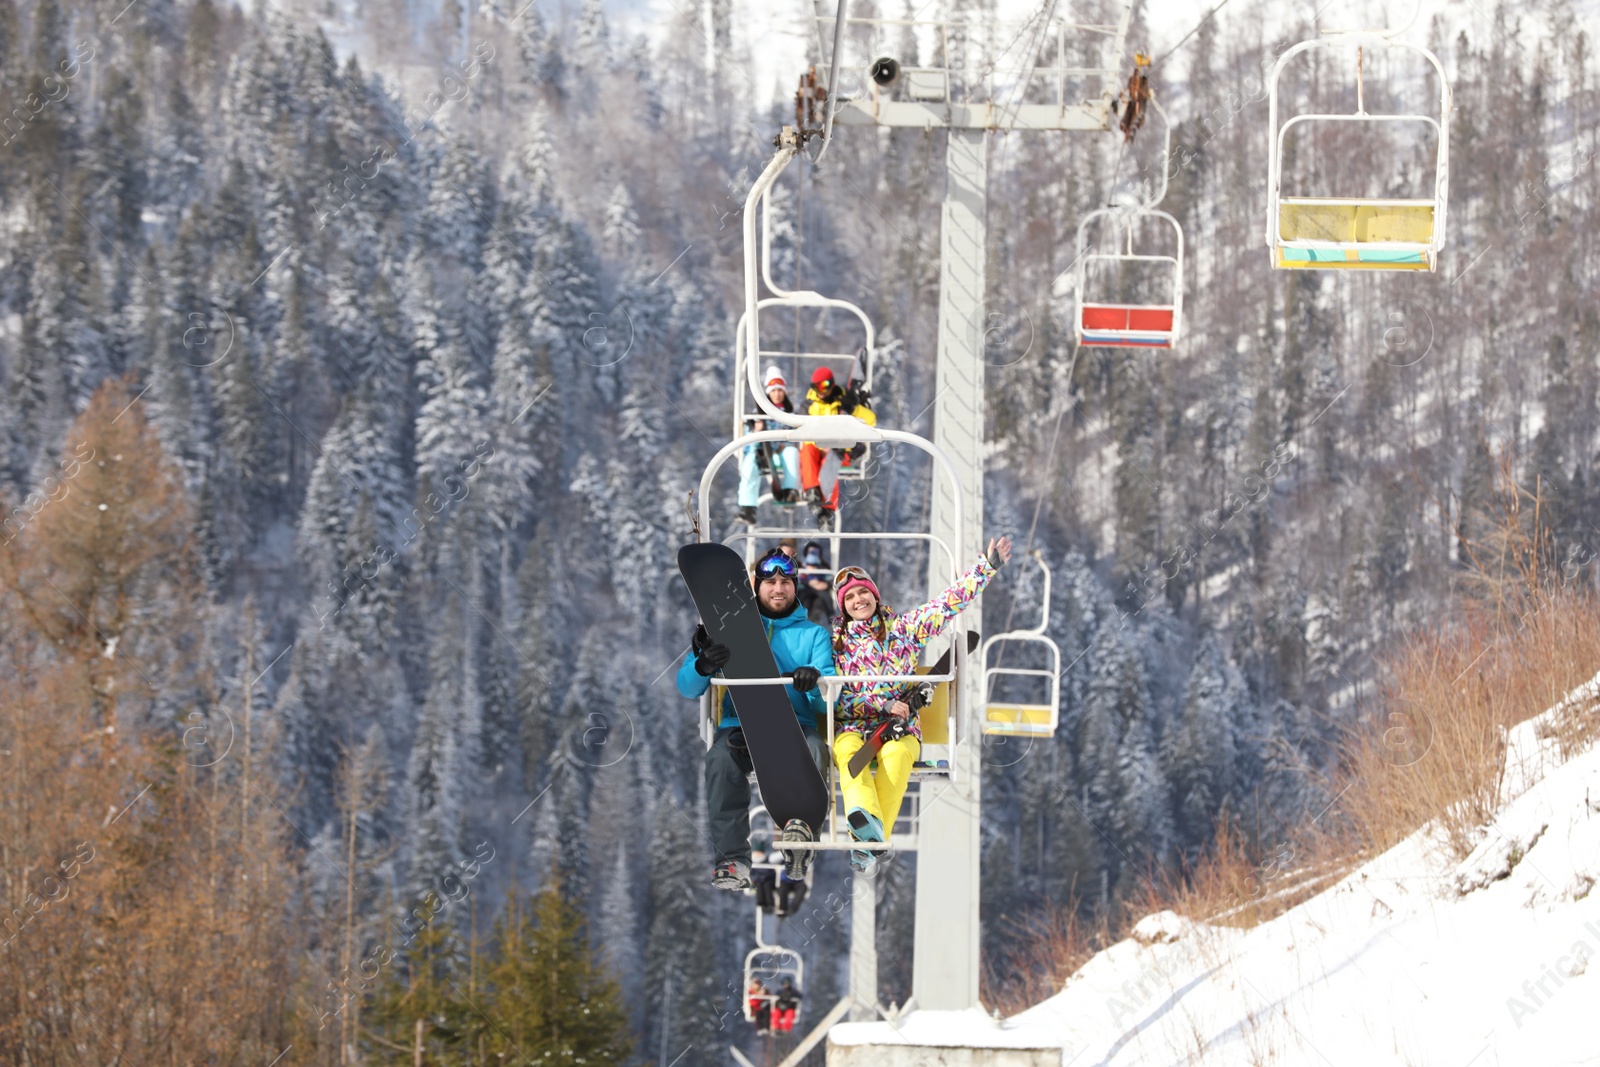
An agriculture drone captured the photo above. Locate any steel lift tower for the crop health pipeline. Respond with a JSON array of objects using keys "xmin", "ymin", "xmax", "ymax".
[{"xmin": 813, "ymin": 4, "xmax": 1135, "ymax": 1016}]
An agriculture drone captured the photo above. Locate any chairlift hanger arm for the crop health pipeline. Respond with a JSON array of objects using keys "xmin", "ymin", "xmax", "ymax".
[
  {"xmin": 813, "ymin": 0, "xmax": 850, "ymax": 163},
  {"xmin": 741, "ymin": 134, "xmax": 814, "ymax": 429}
]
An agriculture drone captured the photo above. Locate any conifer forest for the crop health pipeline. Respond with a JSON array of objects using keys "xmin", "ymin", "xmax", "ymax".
[{"xmin": 1, "ymin": 0, "xmax": 1597, "ymax": 1063}]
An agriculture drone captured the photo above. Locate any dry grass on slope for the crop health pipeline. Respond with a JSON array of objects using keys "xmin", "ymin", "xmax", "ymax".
[
  {"xmin": 989, "ymin": 463, "xmax": 1600, "ymax": 1018},
  {"xmin": 1341, "ymin": 589, "xmax": 1600, "ymax": 859}
]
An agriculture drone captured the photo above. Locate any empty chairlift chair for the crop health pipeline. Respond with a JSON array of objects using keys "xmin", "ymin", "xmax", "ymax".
[
  {"xmin": 1266, "ymin": 37, "xmax": 1450, "ymax": 271},
  {"xmin": 1075, "ymin": 207, "xmax": 1184, "ymax": 348},
  {"xmin": 980, "ymin": 552, "xmax": 1062, "ymax": 737}
]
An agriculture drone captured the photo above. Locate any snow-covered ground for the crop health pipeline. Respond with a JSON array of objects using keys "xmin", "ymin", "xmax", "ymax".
[{"xmin": 833, "ymin": 670, "xmax": 1600, "ymax": 1064}]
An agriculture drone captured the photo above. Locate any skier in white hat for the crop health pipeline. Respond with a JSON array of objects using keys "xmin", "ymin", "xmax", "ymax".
[{"xmin": 736, "ymin": 366, "xmax": 802, "ymax": 525}]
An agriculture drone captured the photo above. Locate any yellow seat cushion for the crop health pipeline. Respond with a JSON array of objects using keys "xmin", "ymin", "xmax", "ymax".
[
  {"xmin": 982, "ymin": 703, "xmax": 1057, "ymax": 736},
  {"xmin": 1279, "ymin": 200, "xmax": 1434, "ymax": 245},
  {"xmin": 916, "ymin": 667, "xmax": 950, "ymax": 745}
]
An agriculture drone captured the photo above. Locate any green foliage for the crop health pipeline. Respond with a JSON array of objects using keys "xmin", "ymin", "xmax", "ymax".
[
  {"xmin": 477, "ymin": 887, "xmax": 632, "ymax": 1064},
  {"xmin": 361, "ymin": 885, "xmax": 631, "ymax": 1066},
  {"xmin": 362, "ymin": 917, "xmax": 471, "ymax": 1065}
]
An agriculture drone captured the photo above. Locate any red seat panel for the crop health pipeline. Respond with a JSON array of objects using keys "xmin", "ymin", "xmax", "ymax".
[
  {"xmin": 1127, "ymin": 307, "xmax": 1174, "ymax": 331},
  {"xmin": 1081, "ymin": 307, "xmax": 1131, "ymax": 330}
]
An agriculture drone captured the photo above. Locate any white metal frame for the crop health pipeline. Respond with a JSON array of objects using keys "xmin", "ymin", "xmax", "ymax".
[
  {"xmin": 1265, "ymin": 35, "xmax": 1451, "ymax": 271},
  {"xmin": 979, "ymin": 552, "xmax": 1061, "ymax": 738}
]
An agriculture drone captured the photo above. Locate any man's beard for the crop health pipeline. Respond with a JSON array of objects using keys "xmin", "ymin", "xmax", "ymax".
[{"xmin": 758, "ymin": 596, "xmax": 792, "ymax": 618}]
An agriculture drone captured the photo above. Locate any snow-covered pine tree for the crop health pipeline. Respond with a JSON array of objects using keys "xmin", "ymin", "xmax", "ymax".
[
  {"xmin": 597, "ymin": 846, "xmax": 643, "ymax": 1017},
  {"xmin": 641, "ymin": 785, "xmax": 725, "ymax": 1067},
  {"xmin": 574, "ymin": 0, "xmax": 610, "ymax": 76},
  {"xmin": 404, "ymin": 594, "xmax": 473, "ymax": 911},
  {"xmin": 1161, "ymin": 635, "xmax": 1242, "ymax": 858}
]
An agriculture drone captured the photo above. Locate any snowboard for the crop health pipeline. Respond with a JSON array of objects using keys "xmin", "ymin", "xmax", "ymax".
[
  {"xmin": 678, "ymin": 543, "xmax": 829, "ymax": 833},
  {"xmin": 846, "ymin": 630, "xmax": 981, "ymax": 778}
]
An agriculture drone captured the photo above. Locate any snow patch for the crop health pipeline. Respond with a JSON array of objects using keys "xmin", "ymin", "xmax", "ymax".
[
  {"xmin": 830, "ymin": 668, "xmax": 1600, "ymax": 1063},
  {"xmin": 1130, "ymin": 909, "xmax": 1190, "ymax": 945}
]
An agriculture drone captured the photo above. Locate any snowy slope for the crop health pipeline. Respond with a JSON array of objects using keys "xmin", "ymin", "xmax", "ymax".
[{"xmin": 833, "ymin": 670, "xmax": 1600, "ymax": 1065}]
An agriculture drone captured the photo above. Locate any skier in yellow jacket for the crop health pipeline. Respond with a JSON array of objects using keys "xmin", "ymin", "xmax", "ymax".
[{"xmin": 800, "ymin": 364, "xmax": 876, "ymax": 530}]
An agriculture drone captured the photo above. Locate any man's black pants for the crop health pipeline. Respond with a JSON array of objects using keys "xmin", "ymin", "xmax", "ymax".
[{"xmin": 704, "ymin": 725, "xmax": 828, "ymax": 867}]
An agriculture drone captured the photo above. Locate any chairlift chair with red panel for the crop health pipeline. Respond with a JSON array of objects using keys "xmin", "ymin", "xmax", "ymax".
[{"xmin": 1075, "ymin": 207, "xmax": 1184, "ymax": 349}]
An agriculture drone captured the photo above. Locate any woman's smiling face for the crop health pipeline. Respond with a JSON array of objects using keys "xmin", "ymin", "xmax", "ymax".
[{"xmin": 843, "ymin": 584, "xmax": 877, "ymax": 620}]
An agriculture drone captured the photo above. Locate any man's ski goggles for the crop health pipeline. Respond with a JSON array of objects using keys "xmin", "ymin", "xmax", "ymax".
[{"xmin": 755, "ymin": 551, "xmax": 799, "ymax": 581}]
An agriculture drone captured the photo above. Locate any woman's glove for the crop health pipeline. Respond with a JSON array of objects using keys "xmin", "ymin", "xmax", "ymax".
[{"xmin": 984, "ymin": 535, "xmax": 1013, "ymax": 571}]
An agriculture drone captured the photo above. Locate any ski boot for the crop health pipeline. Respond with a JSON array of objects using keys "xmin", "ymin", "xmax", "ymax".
[
  {"xmin": 711, "ymin": 858, "xmax": 752, "ymax": 891},
  {"xmin": 736, "ymin": 505, "xmax": 758, "ymax": 526},
  {"xmin": 806, "ymin": 488, "xmax": 835, "ymax": 531},
  {"xmin": 780, "ymin": 819, "xmax": 815, "ymax": 881},
  {"xmin": 774, "ymin": 487, "xmax": 800, "ymax": 505},
  {"xmin": 846, "ymin": 808, "xmax": 885, "ymax": 873}
]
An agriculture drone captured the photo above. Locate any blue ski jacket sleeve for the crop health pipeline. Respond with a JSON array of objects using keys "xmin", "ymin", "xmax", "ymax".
[{"xmin": 677, "ymin": 605, "xmax": 835, "ymax": 730}]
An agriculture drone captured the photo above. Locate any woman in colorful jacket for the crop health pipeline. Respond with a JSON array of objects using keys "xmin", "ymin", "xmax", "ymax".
[{"xmin": 830, "ymin": 535, "xmax": 1011, "ymax": 869}]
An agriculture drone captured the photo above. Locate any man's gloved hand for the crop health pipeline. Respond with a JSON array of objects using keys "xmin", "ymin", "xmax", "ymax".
[
  {"xmin": 791, "ymin": 666, "xmax": 821, "ymax": 693},
  {"xmin": 694, "ymin": 642, "xmax": 731, "ymax": 676},
  {"xmin": 691, "ymin": 624, "xmax": 710, "ymax": 654}
]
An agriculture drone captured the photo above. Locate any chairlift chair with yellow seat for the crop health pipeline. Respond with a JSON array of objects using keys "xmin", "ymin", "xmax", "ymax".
[
  {"xmin": 980, "ymin": 552, "xmax": 1061, "ymax": 737},
  {"xmin": 1266, "ymin": 35, "xmax": 1451, "ymax": 271}
]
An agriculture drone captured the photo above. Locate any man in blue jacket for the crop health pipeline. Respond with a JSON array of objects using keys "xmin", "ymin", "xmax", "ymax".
[{"xmin": 678, "ymin": 547, "xmax": 834, "ymax": 891}]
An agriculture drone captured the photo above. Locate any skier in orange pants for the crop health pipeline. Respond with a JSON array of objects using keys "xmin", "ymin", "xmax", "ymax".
[{"xmin": 800, "ymin": 365, "xmax": 875, "ymax": 530}]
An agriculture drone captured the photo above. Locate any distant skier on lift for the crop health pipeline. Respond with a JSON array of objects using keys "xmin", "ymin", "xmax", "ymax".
[
  {"xmin": 748, "ymin": 977, "xmax": 772, "ymax": 1034},
  {"xmin": 829, "ymin": 536, "xmax": 1012, "ymax": 870},
  {"xmin": 736, "ymin": 366, "xmax": 802, "ymax": 525},
  {"xmin": 801, "ymin": 364, "xmax": 875, "ymax": 530},
  {"xmin": 796, "ymin": 540, "xmax": 835, "ymax": 624},
  {"xmin": 677, "ymin": 548, "xmax": 834, "ymax": 890},
  {"xmin": 773, "ymin": 976, "xmax": 801, "ymax": 1032}
]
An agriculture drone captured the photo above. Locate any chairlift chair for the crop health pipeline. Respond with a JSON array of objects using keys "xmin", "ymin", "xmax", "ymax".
[
  {"xmin": 1266, "ymin": 36, "xmax": 1450, "ymax": 271},
  {"xmin": 1074, "ymin": 95, "xmax": 1183, "ymax": 348},
  {"xmin": 743, "ymin": 947, "xmax": 804, "ymax": 1024},
  {"xmin": 693, "ymin": 133, "xmax": 977, "ymax": 853},
  {"xmin": 732, "ymin": 175, "xmax": 877, "ymax": 481},
  {"xmin": 1075, "ymin": 207, "xmax": 1184, "ymax": 348},
  {"xmin": 980, "ymin": 551, "xmax": 1061, "ymax": 737}
]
